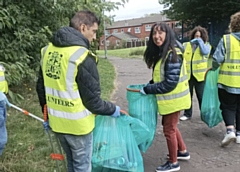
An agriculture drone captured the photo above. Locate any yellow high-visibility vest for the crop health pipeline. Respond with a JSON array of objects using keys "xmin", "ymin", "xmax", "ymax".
[
  {"xmin": 183, "ymin": 42, "xmax": 211, "ymax": 81},
  {"xmin": 218, "ymin": 34, "xmax": 240, "ymax": 88},
  {"xmin": 41, "ymin": 43, "xmax": 96, "ymax": 135},
  {"xmin": 0, "ymin": 65, "xmax": 8, "ymax": 93},
  {"xmin": 153, "ymin": 49, "xmax": 191, "ymax": 115}
]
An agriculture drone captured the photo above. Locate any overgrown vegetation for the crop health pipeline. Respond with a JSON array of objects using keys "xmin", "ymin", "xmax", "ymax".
[{"xmin": 0, "ymin": 0, "xmax": 128, "ymax": 92}]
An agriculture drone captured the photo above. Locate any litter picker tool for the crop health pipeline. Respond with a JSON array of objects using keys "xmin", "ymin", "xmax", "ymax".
[{"xmin": 10, "ymin": 103, "xmax": 67, "ymax": 172}]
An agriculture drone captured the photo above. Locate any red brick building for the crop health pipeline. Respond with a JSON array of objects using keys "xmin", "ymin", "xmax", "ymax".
[{"xmin": 99, "ymin": 13, "xmax": 184, "ymax": 50}]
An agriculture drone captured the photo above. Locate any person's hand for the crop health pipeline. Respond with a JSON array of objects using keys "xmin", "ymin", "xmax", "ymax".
[
  {"xmin": 0, "ymin": 91, "xmax": 11, "ymax": 107},
  {"xmin": 140, "ymin": 87, "xmax": 146, "ymax": 95},
  {"xmin": 111, "ymin": 106, "xmax": 121, "ymax": 118},
  {"xmin": 43, "ymin": 121, "xmax": 51, "ymax": 132},
  {"xmin": 190, "ymin": 38, "xmax": 200, "ymax": 45}
]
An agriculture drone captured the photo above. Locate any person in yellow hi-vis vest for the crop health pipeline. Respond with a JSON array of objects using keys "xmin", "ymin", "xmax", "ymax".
[
  {"xmin": 36, "ymin": 10, "xmax": 121, "ymax": 172},
  {"xmin": 212, "ymin": 11, "xmax": 240, "ymax": 147},
  {"xmin": 180, "ymin": 26, "xmax": 211, "ymax": 121},
  {"xmin": 140, "ymin": 22, "xmax": 191, "ymax": 172},
  {"xmin": 0, "ymin": 64, "xmax": 11, "ymax": 156}
]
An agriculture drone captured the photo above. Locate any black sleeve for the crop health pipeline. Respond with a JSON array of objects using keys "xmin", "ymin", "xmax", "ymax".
[
  {"xmin": 76, "ymin": 55, "xmax": 116, "ymax": 115},
  {"xmin": 36, "ymin": 67, "xmax": 46, "ymax": 112},
  {"xmin": 144, "ymin": 53, "xmax": 182, "ymax": 94}
]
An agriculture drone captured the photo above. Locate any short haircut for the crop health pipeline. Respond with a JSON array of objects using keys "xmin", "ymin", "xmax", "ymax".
[
  {"xmin": 70, "ymin": 10, "xmax": 100, "ymax": 29},
  {"xmin": 189, "ymin": 26, "xmax": 208, "ymax": 43},
  {"xmin": 229, "ymin": 11, "xmax": 240, "ymax": 32}
]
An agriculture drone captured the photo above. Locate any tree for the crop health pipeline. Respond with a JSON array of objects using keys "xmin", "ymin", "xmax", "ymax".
[
  {"xmin": 0, "ymin": 0, "xmax": 127, "ymax": 85},
  {"xmin": 0, "ymin": 0, "xmax": 127, "ymax": 101},
  {"xmin": 158, "ymin": 0, "xmax": 240, "ymax": 47}
]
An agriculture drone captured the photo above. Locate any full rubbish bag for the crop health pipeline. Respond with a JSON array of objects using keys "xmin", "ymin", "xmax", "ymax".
[
  {"xmin": 126, "ymin": 84, "xmax": 158, "ymax": 153},
  {"xmin": 92, "ymin": 114, "xmax": 144, "ymax": 172},
  {"xmin": 201, "ymin": 69, "xmax": 222, "ymax": 128}
]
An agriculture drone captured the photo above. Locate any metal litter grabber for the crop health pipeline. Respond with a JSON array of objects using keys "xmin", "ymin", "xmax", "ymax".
[{"xmin": 10, "ymin": 103, "xmax": 67, "ymax": 172}]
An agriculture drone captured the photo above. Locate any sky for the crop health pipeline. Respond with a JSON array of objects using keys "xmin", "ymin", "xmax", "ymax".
[{"xmin": 107, "ymin": 0, "xmax": 164, "ymax": 21}]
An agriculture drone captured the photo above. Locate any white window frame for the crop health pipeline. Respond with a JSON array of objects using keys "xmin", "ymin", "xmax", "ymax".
[
  {"xmin": 127, "ymin": 28, "xmax": 131, "ymax": 32},
  {"xmin": 121, "ymin": 29, "xmax": 124, "ymax": 33},
  {"xmin": 106, "ymin": 40, "xmax": 110, "ymax": 46},
  {"xmin": 145, "ymin": 25, "xmax": 151, "ymax": 31},
  {"xmin": 135, "ymin": 27, "xmax": 140, "ymax": 33},
  {"xmin": 113, "ymin": 29, "xmax": 118, "ymax": 33},
  {"xmin": 116, "ymin": 40, "xmax": 120, "ymax": 46}
]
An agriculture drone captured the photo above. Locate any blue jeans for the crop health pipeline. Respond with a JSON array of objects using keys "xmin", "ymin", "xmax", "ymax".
[
  {"xmin": 0, "ymin": 101, "xmax": 7, "ymax": 156},
  {"xmin": 55, "ymin": 132, "xmax": 93, "ymax": 172}
]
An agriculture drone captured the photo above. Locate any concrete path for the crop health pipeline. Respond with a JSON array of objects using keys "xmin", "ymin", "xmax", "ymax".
[{"xmin": 108, "ymin": 56, "xmax": 240, "ymax": 172}]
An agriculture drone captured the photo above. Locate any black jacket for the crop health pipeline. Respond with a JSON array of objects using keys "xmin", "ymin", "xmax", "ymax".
[
  {"xmin": 143, "ymin": 52, "xmax": 183, "ymax": 94},
  {"xmin": 36, "ymin": 26, "xmax": 116, "ymax": 115}
]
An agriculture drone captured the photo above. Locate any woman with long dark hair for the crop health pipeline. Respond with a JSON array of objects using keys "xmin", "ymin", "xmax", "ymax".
[{"xmin": 140, "ymin": 22, "xmax": 191, "ymax": 172}]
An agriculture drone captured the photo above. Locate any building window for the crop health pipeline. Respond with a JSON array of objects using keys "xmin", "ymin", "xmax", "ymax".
[
  {"xmin": 121, "ymin": 29, "xmax": 124, "ymax": 33},
  {"xmin": 127, "ymin": 28, "xmax": 131, "ymax": 32},
  {"xmin": 106, "ymin": 40, "xmax": 110, "ymax": 46},
  {"xmin": 116, "ymin": 40, "xmax": 120, "ymax": 46},
  {"xmin": 145, "ymin": 25, "xmax": 151, "ymax": 31},
  {"xmin": 175, "ymin": 21, "xmax": 182, "ymax": 28},
  {"xmin": 113, "ymin": 29, "xmax": 118, "ymax": 33},
  {"xmin": 105, "ymin": 30, "xmax": 110, "ymax": 35},
  {"xmin": 135, "ymin": 27, "xmax": 140, "ymax": 33},
  {"xmin": 145, "ymin": 37, "xmax": 149, "ymax": 41}
]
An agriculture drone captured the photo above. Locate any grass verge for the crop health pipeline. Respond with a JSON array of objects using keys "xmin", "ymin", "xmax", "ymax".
[{"xmin": 96, "ymin": 46, "xmax": 146, "ymax": 58}]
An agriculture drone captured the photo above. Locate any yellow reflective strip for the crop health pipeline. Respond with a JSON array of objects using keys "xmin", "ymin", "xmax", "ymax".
[
  {"xmin": 225, "ymin": 35, "xmax": 231, "ymax": 60},
  {"xmin": 224, "ymin": 59, "xmax": 240, "ymax": 63},
  {"xmin": 66, "ymin": 48, "xmax": 87, "ymax": 88},
  {"xmin": 41, "ymin": 45, "xmax": 49, "ymax": 67},
  {"xmin": 192, "ymin": 68, "xmax": 206, "ymax": 73},
  {"xmin": 49, "ymin": 107, "xmax": 92, "ymax": 120},
  {"xmin": 219, "ymin": 71, "xmax": 240, "ymax": 76},
  {"xmin": 157, "ymin": 88, "xmax": 189, "ymax": 101},
  {"xmin": 0, "ymin": 76, "xmax": 4, "ymax": 81},
  {"xmin": 191, "ymin": 59, "xmax": 208, "ymax": 64},
  {"xmin": 45, "ymin": 87, "xmax": 79, "ymax": 99}
]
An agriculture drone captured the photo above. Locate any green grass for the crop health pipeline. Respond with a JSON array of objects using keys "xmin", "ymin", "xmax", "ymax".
[
  {"xmin": 96, "ymin": 46, "xmax": 146, "ymax": 58},
  {"xmin": 0, "ymin": 58, "xmax": 115, "ymax": 172}
]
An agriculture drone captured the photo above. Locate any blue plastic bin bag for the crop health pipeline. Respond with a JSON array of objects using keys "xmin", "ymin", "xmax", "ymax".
[{"xmin": 126, "ymin": 84, "xmax": 158, "ymax": 153}]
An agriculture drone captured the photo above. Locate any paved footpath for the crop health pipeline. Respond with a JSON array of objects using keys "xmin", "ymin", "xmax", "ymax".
[{"xmin": 108, "ymin": 56, "xmax": 240, "ymax": 172}]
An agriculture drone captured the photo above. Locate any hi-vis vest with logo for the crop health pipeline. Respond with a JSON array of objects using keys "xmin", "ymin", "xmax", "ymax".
[
  {"xmin": 218, "ymin": 34, "xmax": 240, "ymax": 88},
  {"xmin": 183, "ymin": 42, "xmax": 211, "ymax": 81},
  {"xmin": 153, "ymin": 49, "xmax": 191, "ymax": 115},
  {"xmin": 41, "ymin": 43, "xmax": 96, "ymax": 135},
  {"xmin": 0, "ymin": 65, "xmax": 8, "ymax": 93}
]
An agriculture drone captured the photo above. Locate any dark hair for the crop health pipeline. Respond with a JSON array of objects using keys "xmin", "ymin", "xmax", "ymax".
[
  {"xmin": 143, "ymin": 22, "xmax": 177, "ymax": 68},
  {"xmin": 189, "ymin": 26, "xmax": 208, "ymax": 43},
  {"xmin": 70, "ymin": 10, "xmax": 100, "ymax": 29},
  {"xmin": 229, "ymin": 11, "xmax": 240, "ymax": 32}
]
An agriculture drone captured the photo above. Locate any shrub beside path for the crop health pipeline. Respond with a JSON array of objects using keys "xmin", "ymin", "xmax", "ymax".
[{"xmin": 108, "ymin": 56, "xmax": 240, "ymax": 172}]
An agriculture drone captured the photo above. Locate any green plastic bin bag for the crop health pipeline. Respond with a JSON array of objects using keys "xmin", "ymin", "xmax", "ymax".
[
  {"xmin": 201, "ymin": 69, "xmax": 222, "ymax": 128},
  {"xmin": 126, "ymin": 84, "xmax": 158, "ymax": 153},
  {"xmin": 92, "ymin": 114, "xmax": 144, "ymax": 172}
]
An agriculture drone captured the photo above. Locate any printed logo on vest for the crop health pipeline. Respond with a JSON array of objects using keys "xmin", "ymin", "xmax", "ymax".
[{"xmin": 45, "ymin": 51, "xmax": 63, "ymax": 79}]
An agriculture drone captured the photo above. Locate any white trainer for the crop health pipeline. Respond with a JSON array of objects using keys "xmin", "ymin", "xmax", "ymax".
[
  {"xmin": 179, "ymin": 116, "xmax": 190, "ymax": 121},
  {"xmin": 221, "ymin": 132, "xmax": 236, "ymax": 147},
  {"xmin": 236, "ymin": 136, "xmax": 240, "ymax": 144}
]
